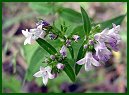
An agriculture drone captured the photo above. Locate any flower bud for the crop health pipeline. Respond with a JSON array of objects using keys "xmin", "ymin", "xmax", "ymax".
[
  {"xmin": 56, "ymin": 63, "xmax": 65, "ymax": 70},
  {"xmin": 72, "ymin": 35, "xmax": 80, "ymax": 42},
  {"xmin": 36, "ymin": 20, "xmax": 50, "ymax": 27},
  {"xmin": 44, "ymin": 58, "xmax": 49, "ymax": 63},
  {"xmin": 49, "ymin": 33, "xmax": 58, "ymax": 40},
  {"xmin": 89, "ymin": 40, "xmax": 94, "ymax": 45},
  {"xmin": 66, "ymin": 39, "xmax": 71, "ymax": 46},
  {"xmin": 50, "ymin": 55, "xmax": 55, "ymax": 60},
  {"xmin": 60, "ymin": 45, "xmax": 67, "ymax": 57},
  {"xmin": 84, "ymin": 44, "xmax": 88, "ymax": 49}
]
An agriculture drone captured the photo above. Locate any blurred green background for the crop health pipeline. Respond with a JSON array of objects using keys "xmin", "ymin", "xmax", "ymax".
[{"xmin": 2, "ymin": 2, "xmax": 127, "ymax": 93}]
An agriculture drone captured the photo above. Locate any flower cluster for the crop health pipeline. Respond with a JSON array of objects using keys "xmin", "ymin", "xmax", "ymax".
[
  {"xmin": 76, "ymin": 24, "xmax": 121, "ymax": 71},
  {"xmin": 22, "ymin": 19, "xmax": 81, "ymax": 85},
  {"xmin": 22, "ymin": 20, "xmax": 50, "ymax": 45},
  {"xmin": 22, "ymin": 19, "xmax": 121, "ymax": 85}
]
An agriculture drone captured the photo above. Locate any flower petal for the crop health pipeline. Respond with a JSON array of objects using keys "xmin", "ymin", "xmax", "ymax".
[
  {"xmin": 101, "ymin": 28, "xmax": 109, "ymax": 35},
  {"xmin": 40, "ymin": 66, "xmax": 45, "ymax": 72},
  {"xmin": 76, "ymin": 57, "xmax": 86, "ymax": 65},
  {"xmin": 85, "ymin": 61, "xmax": 93, "ymax": 71},
  {"xmin": 22, "ymin": 29, "xmax": 29, "ymax": 37},
  {"xmin": 92, "ymin": 57, "xmax": 100, "ymax": 67},
  {"xmin": 39, "ymin": 31, "xmax": 46, "ymax": 38},
  {"xmin": 48, "ymin": 72, "xmax": 55, "ymax": 79},
  {"xmin": 33, "ymin": 71, "xmax": 42, "ymax": 77},
  {"xmin": 45, "ymin": 66, "xmax": 52, "ymax": 73},
  {"xmin": 42, "ymin": 75, "xmax": 48, "ymax": 85},
  {"xmin": 24, "ymin": 37, "xmax": 32, "ymax": 45}
]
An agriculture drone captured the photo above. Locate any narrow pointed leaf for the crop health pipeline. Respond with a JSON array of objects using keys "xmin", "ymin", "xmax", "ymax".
[
  {"xmin": 80, "ymin": 6, "xmax": 91, "ymax": 36},
  {"xmin": 94, "ymin": 14, "xmax": 126, "ymax": 30},
  {"xmin": 59, "ymin": 7, "xmax": 82, "ymax": 23},
  {"xmin": 75, "ymin": 42, "xmax": 86, "ymax": 75},
  {"xmin": 63, "ymin": 59, "xmax": 76, "ymax": 82},
  {"xmin": 36, "ymin": 38, "xmax": 57, "ymax": 55},
  {"xmin": 68, "ymin": 46, "xmax": 74, "ymax": 59}
]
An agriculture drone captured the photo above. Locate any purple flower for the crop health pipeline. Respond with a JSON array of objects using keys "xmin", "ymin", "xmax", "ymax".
[
  {"xmin": 36, "ymin": 20, "xmax": 50, "ymax": 29},
  {"xmin": 50, "ymin": 55, "xmax": 55, "ymax": 60},
  {"xmin": 49, "ymin": 33, "xmax": 58, "ymax": 40},
  {"xmin": 94, "ymin": 42, "xmax": 111, "ymax": 62},
  {"xmin": 94, "ymin": 28, "xmax": 109, "ymax": 43},
  {"xmin": 105, "ymin": 24, "xmax": 121, "ymax": 51},
  {"xmin": 66, "ymin": 39, "xmax": 71, "ymax": 46},
  {"xmin": 89, "ymin": 40, "xmax": 94, "ymax": 45},
  {"xmin": 56, "ymin": 63, "xmax": 65, "ymax": 70},
  {"xmin": 73, "ymin": 35, "xmax": 80, "ymax": 42},
  {"xmin": 76, "ymin": 52, "xmax": 100, "ymax": 71},
  {"xmin": 60, "ymin": 45, "xmax": 67, "ymax": 57},
  {"xmin": 110, "ymin": 23, "xmax": 120, "ymax": 34},
  {"xmin": 94, "ymin": 24, "xmax": 121, "ymax": 51}
]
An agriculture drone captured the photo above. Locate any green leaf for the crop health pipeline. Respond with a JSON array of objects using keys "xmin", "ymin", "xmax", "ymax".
[
  {"xmin": 75, "ymin": 43, "xmax": 86, "ymax": 75},
  {"xmin": 36, "ymin": 38, "xmax": 57, "ymax": 55},
  {"xmin": 68, "ymin": 46, "xmax": 74, "ymax": 59},
  {"xmin": 25, "ymin": 47, "xmax": 49, "ymax": 81},
  {"xmin": 58, "ymin": 7, "xmax": 82, "ymax": 23},
  {"xmin": 69, "ymin": 25, "xmax": 84, "ymax": 38},
  {"xmin": 95, "ymin": 14, "xmax": 126, "ymax": 30},
  {"xmin": 25, "ymin": 38, "xmax": 58, "ymax": 81},
  {"xmin": 23, "ymin": 43, "xmax": 39, "ymax": 64},
  {"xmin": 29, "ymin": 2, "xmax": 57, "ymax": 15},
  {"xmin": 80, "ymin": 6, "xmax": 91, "ymax": 36},
  {"xmin": 63, "ymin": 59, "xmax": 76, "ymax": 82}
]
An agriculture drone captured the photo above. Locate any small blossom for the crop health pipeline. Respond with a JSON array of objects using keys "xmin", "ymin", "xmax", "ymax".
[
  {"xmin": 49, "ymin": 33, "xmax": 58, "ymax": 40},
  {"xmin": 94, "ymin": 24, "xmax": 121, "ymax": 51},
  {"xmin": 66, "ymin": 39, "xmax": 71, "ymax": 46},
  {"xmin": 50, "ymin": 55, "xmax": 55, "ymax": 60},
  {"xmin": 76, "ymin": 52, "xmax": 100, "ymax": 71},
  {"xmin": 73, "ymin": 35, "xmax": 80, "ymax": 42},
  {"xmin": 36, "ymin": 20, "xmax": 50, "ymax": 29},
  {"xmin": 94, "ymin": 42, "xmax": 111, "ymax": 62},
  {"xmin": 22, "ymin": 28, "xmax": 45, "ymax": 45},
  {"xmin": 89, "ymin": 40, "xmax": 94, "ymax": 45},
  {"xmin": 60, "ymin": 45, "xmax": 67, "ymax": 57},
  {"xmin": 33, "ymin": 66, "xmax": 54, "ymax": 85},
  {"xmin": 56, "ymin": 63, "xmax": 65, "ymax": 70},
  {"xmin": 84, "ymin": 44, "xmax": 88, "ymax": 49},
  {"xmin": 106, "ymin": 24, "xmax": 121, "ymax": 51}
]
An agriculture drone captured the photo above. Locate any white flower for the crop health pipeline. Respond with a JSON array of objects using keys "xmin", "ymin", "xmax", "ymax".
[
  {"xmin": 22, "ymin": 28, "xmax": 45, "ymax": 45},
  {"xmin": 33, "ymin": 66, "xmax": 54, "ymax": 85},
  {"xmin": 76, "ymin": 52, "xmax": 100, "ymax": 71}
]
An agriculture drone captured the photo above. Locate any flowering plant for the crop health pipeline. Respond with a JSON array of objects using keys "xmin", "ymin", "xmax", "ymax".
[{"xmin": 22, "ymin": 6, "xmax": 124, "ymax": 85}]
